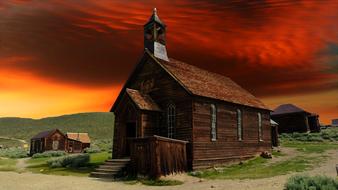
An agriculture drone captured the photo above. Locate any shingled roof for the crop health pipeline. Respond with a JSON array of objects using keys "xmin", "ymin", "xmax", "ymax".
[
  {"xmin": 126, "ymin": 88, "xmax": 161, "ymax": 111},
  {"xmin": 155, "ymin": 57, "xmax": 268, "ymax": 110},
  {"xmin": 271, "ymin": 104, "xmax": 309, "ymax": 115},
  {"xmin": 31, "ymin": 129, "xmax": 61, "ymax": 139},
  {"xmin": 66, "ymin": 133, "xmax": 91, "ymax": 143}
]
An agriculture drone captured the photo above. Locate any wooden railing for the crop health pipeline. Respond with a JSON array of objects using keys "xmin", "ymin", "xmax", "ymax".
[{"xmin": 129, "ymin": 135, "xmax": 188, "ymax": 178}]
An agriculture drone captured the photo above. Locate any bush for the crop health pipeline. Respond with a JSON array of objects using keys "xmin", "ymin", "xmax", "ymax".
[
  {"xmin": 280, "ymin": 128, "xmax": 338, "ymax": 142},
  {"xmin": 92, "ymin": 139, "xmax": 112, "ymax": 152},
  {"xmin": 32, "ymin": 151, "xmax": 67, "ymax": 158},
  {"xmin": 0, "ymin": 147, "xmax": 28, "ymax": 158},
  {"xmin": 284, "ymin": 175, "xmax": 338, "ymax": 190},
  {"xmin": 84, "ymin": 145, "xmax": 101, "ymax": 153},
  {"xmin": 47, "ymin": 154, "xmax": 90, "ymax": 168}
]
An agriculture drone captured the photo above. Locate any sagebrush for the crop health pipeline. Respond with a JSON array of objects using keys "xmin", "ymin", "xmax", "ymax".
[
  {"xmin": 280, "ymin": 128, "xmax": 338, "ymax": 142},
  {"xmin": 284, "ymin": 175, "xmax": 338, "ymax": 190},
  {"xmin": 0, "ymin": 147, "xmax": 28, "ymax": 158},
  {"xmin": 32, "ymin": 151, "xmax": 67, "ymax": 158},
  {"xmin": 47, "ymin": 154, "xmax": 90, "ymax": 168}
]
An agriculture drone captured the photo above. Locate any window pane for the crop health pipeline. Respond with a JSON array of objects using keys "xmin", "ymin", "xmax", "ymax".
[
  {"xmin": 211, "ymin": 104, "xmax": 217, "ymax": 141},
  {"xmin": 167, "ymin": 104, "xmax": 175, "ymax": 138},
  {"xmin": 237, "ymin": 109, "xmax": 242, "ymax": 140}
]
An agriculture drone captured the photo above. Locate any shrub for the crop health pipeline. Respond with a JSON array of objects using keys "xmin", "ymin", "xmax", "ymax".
[
  {"xmin": 47, "ymin": 154, "xmax": 90, "ymax": 168},
  {"xmin": 306, "ymin": 135, "xmax": 324, "ymax": 142},
  {"xmin": 0, "ymin": 147, "xmax": 28, "ymax": 158},
  {"xmin": 92, "ymin": 139, "xmax": 112, "ymax": 152},
  {"xmin": 32, "ymin": 151, "xmax": 67, "ymax": 158},
  {"xmin": 84, "ymin": 145, "xmax": 101, "ymax": 153},
  {"xmin": 284, "ymin": 175, "xmax": 338, "ymax": 190}
]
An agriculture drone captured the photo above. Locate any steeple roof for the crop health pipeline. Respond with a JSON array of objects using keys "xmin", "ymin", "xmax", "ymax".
[{"xmin": 144, "ymin": 8, "xmax": 166, "ymax": 27}]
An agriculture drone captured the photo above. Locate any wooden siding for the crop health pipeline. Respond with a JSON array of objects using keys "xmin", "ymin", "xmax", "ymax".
[
  {"xmin": 129, "ymin": 135, "xmax": 188, "ymax": 178},
  {"xmin": 30, "ymin": 130, "xmax": 66, "ymax": 155},
  {"xmin": 113, "ymin": 56, "xmax": 193, "ymax": 163},
  {"xmin": 192, "ymin": 97, "xmax": 271, "ymax": 169},
  {"xmin": 128, "ymin": 57, "xmax": 193, "ymax": 142}
]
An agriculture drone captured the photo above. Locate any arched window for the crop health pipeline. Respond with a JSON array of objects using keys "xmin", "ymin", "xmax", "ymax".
[
  {"xmin": 211, "ymin": 104, "xmax": 217, "ymax": 141},
  {"xmin": 167, "ymin": 104, "xmax": 176, "ymax": 138},
  {"xmin": 258, "ymin": 113, "xmax": 263, "ymax": 141},
  {"xmin": 237, "ymin": 109, "xmax": 243, "ymax": 141}
]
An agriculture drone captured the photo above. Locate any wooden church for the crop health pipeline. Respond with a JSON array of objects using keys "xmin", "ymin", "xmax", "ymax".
[{"xmin": 99, "ymin": 9, "xmax": 272, "ymax": 178}]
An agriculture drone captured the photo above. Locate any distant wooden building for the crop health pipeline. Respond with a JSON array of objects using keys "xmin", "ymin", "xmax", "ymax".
[
  {"xmin": 66, "ymin": 133, "xmax": 91, "ymax": 153},
  {"xmin": 271, "ymin": 104, "xmax": 320, "ymax": 133},
  {"xmin": 102, "ymin": 9, "xmax": 272, "ymax": 178},
  {"xmin": 30, "ymin": 129, "xmax": 66, "ymax": 155},
  {"xmin": 30, "ymin": 129, "xmax": 91, "ymax": 155}
]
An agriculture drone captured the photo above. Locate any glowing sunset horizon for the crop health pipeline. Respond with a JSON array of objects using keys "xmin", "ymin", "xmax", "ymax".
[{"xmin": 0, "ymin": 1, "xmax": 337, "ymax": 124}]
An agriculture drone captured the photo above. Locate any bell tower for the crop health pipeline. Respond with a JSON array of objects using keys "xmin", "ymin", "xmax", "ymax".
[{"xmin": 144, "ymin": 8, "xmax": 169, "ymax": 61}]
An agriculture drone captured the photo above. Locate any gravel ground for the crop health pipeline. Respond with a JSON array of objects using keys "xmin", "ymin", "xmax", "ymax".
[{"xmin": 0, "ymin": 150, "xmax": 337, "ymax": 190}]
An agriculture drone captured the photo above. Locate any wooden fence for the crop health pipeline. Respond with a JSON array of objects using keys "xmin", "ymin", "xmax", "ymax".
[{"xmin": 129, "ymin": 135, "xmax": 188, "ymax": 178}]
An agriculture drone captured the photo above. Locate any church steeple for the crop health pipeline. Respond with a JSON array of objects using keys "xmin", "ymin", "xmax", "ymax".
[{"xmin": 144, "ymin": 8, "xmax": 169, "ymax": 61}]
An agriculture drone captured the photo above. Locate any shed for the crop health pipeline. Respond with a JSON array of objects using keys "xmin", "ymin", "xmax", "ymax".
[
  {"xmin": 30, "ymin": 129, "xmax": 66, "ymax": 155},
  {"xmin": 271, "ymin": 104, "xmax": 320, "ymax": 133}
]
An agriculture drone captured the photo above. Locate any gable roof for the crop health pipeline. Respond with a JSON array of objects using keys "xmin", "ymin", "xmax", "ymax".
[
  {"xmin": 111, "ymin": 50, "xmax": 269, "ymax": 112},
  {"xmin": 66, "ymin": 133, "xmax": 90, "ymax": 143},
  {"xmin": 126, "ymin": 88, "xmax": 161, "ymax": 111},
  {"xmin": 271, "ymin": 104, "xmax": 309, "ymax": 115},
  {"xmin": 31, "ymin": 129, "xmax": 62, "ymax": 140},
  {"xmin": 270, "ymin": 119, "xmax": 278, "ymax": 126},
  {"xmin": 155, "ymin": 56, "xmax": 268, "ymax": 110}
]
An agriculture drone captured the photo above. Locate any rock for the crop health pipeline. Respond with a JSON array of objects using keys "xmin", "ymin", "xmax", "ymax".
[
  {"xmin": 210, "ymin": 185, "xmax": 215, "ymax": 188},
  {"xmin": 260, "ymin": 151, "xmax": 272, "ymax": 159}
]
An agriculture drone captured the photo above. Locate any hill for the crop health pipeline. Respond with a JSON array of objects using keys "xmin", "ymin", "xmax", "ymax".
[{"xmin": 0, "ymin": 112, "xmax": 114, "ymax": 143}]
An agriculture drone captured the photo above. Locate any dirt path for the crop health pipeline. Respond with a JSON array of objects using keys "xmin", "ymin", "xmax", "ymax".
[
  {"xmin": 0, "ymin": 136, "xmax": 27, "ymax": 144},
  {"xmin": 0, "ymin": 150, "xmax": 337, "ymax": 190},
  {"xmin": 16, "ymin": 158, "xmax": 29, "ymax": 172}
]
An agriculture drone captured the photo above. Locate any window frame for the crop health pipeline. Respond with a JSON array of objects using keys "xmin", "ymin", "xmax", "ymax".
[
  {"xmin": 237, "ymin": 109, "xmax": 243, "ymax": 141},
  {"xmin": 210, "ymin": 104, "xmax": 217, "ymax": 141},
  {"xmin": 167, "ymin": 103, "xmax": 176, "ymax": 138},
  {"xmin": 258, "ymin": 113, "xmax": 263, "ymax": 141}
]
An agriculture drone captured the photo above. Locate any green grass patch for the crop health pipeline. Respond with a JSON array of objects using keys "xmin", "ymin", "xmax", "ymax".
[
  {"xmin": 140, "ymin": 179, "xmax": 183, "ymax": 186},
  {"xmin": 89, "ymin": 152, "xmax": 110, "ymax": 166},
  {"xmin": 190, "ymin": 154, "xmax": 327, "ymax": 180},
  {"xmin": 123, "ymin": 177, "xmax": 183, "ymax": 186},
  {"xmin": 0, "ymin": 138, "xmax": 23, "ymax": 148},
  {"xmin": 282, "ymin": 142, "xmax": 338, "ymax": 154},
  {"xmin": 26, "ymin": 152, "xmax": 110, "ymax": 177},
  {"xmin": 0, "ymin": 157, "xmax": 17, "ymax": 171}
]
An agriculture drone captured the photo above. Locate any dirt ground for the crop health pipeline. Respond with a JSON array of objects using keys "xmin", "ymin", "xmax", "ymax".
[{"xmin": 0, "ymin": 150, "xmax": 337, "ymax": 190}]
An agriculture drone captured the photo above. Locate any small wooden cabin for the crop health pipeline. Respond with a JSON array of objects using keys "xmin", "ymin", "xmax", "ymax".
[
  {"xmin": 30, "ymin": 129, "xmax": 91, "ymax": 155},
  {"xmin": 65, "ymin": 133, "xmax": 91, "ymax": 153},
  {"xmin": 271, "ymin": 104, "xmax": 320, "ymax": 133},
  {"xmin": 109, "ymin": 9, "xmax": 272, "ymax": 177},
  {"xmin": 30, "ymin": 129, "xmax": 66, "ymax": 155}
]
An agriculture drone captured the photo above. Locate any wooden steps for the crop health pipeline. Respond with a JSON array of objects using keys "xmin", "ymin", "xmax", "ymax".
[{"xmin": 90, "ymin": 158, "xmax": 130, "ymax": 179}]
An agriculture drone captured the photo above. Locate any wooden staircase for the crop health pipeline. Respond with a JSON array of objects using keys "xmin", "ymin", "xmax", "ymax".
[{"xmin": 90, "ymin": 158, "xmax": 130, "ymax": 179}]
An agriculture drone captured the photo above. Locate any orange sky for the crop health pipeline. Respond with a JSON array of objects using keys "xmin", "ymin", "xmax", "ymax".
[{"xmin": 0, "ymin": 0, "xmax": 337, "ymax": 124}]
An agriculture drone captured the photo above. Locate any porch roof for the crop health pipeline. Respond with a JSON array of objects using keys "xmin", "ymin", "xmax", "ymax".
[{"xmin": 126, "ymin": 88, "xmax": 162, "ymax": 112}]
